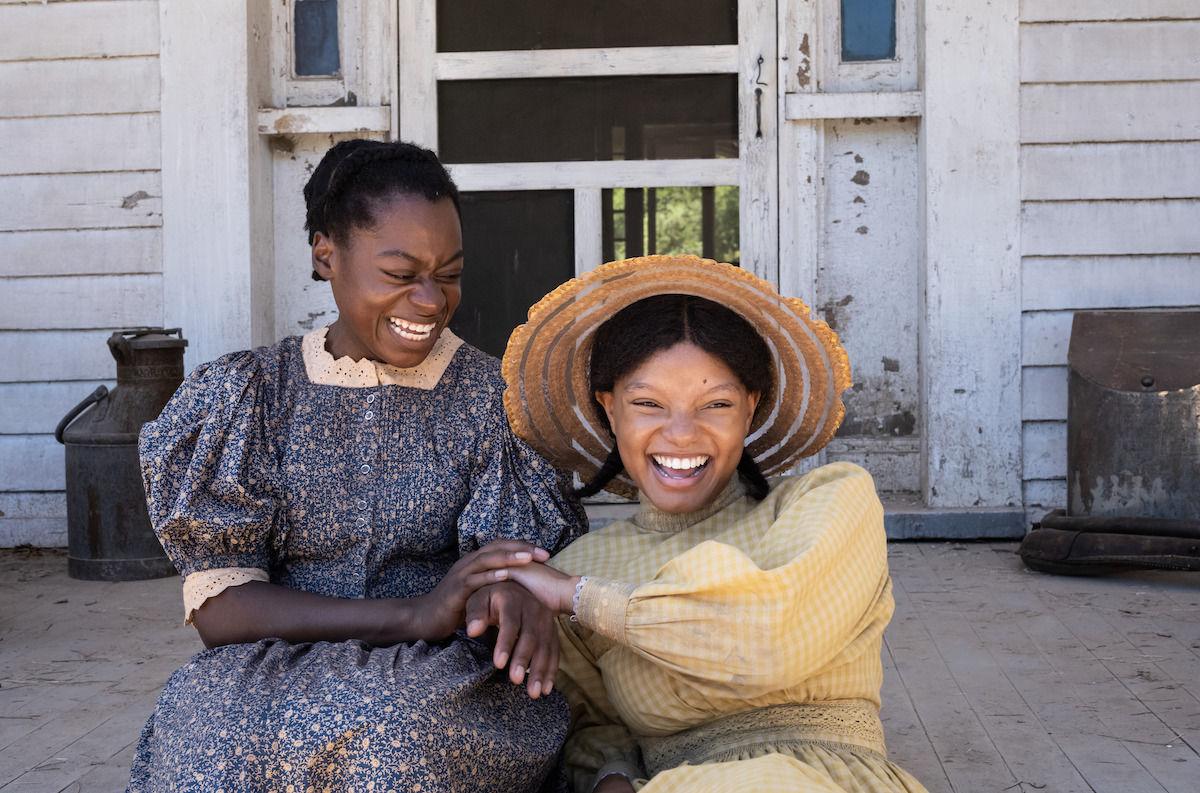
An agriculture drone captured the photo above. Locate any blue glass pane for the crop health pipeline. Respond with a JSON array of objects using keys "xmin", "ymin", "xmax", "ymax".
[
  {"xmin": 841, "ymin": 0, "xmax": 896, "ymax": 62},
  {"xmin": 295, "ymin": 0, "xmax": 340, "ymax": 76}
]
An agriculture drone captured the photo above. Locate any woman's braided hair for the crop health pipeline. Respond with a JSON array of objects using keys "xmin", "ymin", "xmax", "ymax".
[
  {"xmin": 575, "ymin": 294, "xmax": 775, "ymax": 501},
  {"xmin": 304, "ymin": 139, "xmax": 460, "ymax": 281}
]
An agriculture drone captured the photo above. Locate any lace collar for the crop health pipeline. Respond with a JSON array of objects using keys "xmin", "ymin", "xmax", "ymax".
[
  {"xmin": 632, "ymin": 475, "xmax": 747, "ymax": 533},
  {"xmin": 302, "ymin": 326, "xmax": 463, "ymax": 389}
]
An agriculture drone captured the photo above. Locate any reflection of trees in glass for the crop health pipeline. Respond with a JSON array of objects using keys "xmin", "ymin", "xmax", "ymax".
[{"xmin": 613, "ymin": 186, "xmax": 740, "ymax": 265}]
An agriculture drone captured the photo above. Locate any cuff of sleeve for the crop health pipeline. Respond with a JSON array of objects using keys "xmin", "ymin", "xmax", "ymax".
[
  {"xmin": 576, "ymin": 577, "xmax": 637, "ymax": 643},
  {"xmin": 593, "ymin": 760, "xmax": 642, "ymax": 791},
  {"xmin": 182, "ymin": 567, "xmax": 269, "ymax": 625}
]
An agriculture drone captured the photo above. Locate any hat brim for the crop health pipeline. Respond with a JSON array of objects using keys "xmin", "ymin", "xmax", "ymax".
[{"xmin": 502, "ymin": 255, "xmax": 852, "ymax": 499}]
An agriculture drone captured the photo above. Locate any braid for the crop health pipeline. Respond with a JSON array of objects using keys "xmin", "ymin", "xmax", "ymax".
[
  {"xmin": 304, "ymin": 139, "xmax": 460, "ymax": 281},
  {"xmin": 574, "ymin": 446, "xmax": 625, "ymax": 499},
  {"xmin": 737, "ymin": 449, "xmax": 771, "ymax": 500}
]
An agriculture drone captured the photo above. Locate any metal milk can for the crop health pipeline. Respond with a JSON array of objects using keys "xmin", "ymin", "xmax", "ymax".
[{"xmin": 55, "ymin": 328, "xmax": 187, "ymax": 580}]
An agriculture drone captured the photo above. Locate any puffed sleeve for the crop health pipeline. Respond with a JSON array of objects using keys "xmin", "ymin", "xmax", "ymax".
[
  {"xmin": 555, "ymin": 619, "xmax": 646, "ymax": 792},
  {"xmin": 139, "ymin": 351, "xmax": 284, "ymax": 579},
  {"xmin": 576, "ymin": 462, "xmax": 891, "ymax": 702},
  {"xmin": 456, "ymin": 393, "xmax": 587, "ymax": 555}
]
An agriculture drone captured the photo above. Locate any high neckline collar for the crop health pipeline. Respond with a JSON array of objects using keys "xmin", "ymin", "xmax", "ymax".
[{"xmin": 632, "ymin": 475, "xmax": 747, "ymax": 533}]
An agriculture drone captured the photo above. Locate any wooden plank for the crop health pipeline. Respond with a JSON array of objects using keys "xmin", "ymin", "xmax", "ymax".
[
  {"xmin": 784, "ymin": 91, "xmax": 922, "ymax": 120},
  {"xmin": 1023, "ymin": 420, "xmax": 1065, "ymax": 480},
  {"xmin": 0, "ymin": 57, "xmax": 159, "ymax": 118},
  {"xmin": 1021, "ymin": 0, "xmax": 1200, "ymax": 23},
  {"xmin": 1021, "ymin": 142, "xmax": 1200, "ymax": 201},
  {"xmin": 1022, "ymin": 82, "xmax": 1200, "ymax": 143},
  {"xmin": 921, "ymin": 0, "xmax": 1023, "ymax": 509},
  {"xmin": 0, "ymin": 114, "xmax": 160, "ymax": 177},
  {"xmin": 0, "ymin": 274, "xmax": 162, "ymax": 330},
  {"xmin": 0, "ymin": 381, "xmax": 113, "ymax": 435},
  {"xmin": 398, "ymin": 0, "xmax": 438, "ymax": 149},
  {"xmin": 573, "ymin": 188, "xmax": 602, "ymax": 277},
  {"xmin": 826, "ymin": 438, "xmax": 921, "ymax": 495},
  {"xmin": 448, "ymin": 159, "xmax": 739, "ymax": 191},
  {"xmin": 1022, "ymin": 365, "xmax": 1068, "ymax": 421},
  {"xmin": 0, "ymin": 517, "xmax": 66, "ymax": 547},
  {"xmin": 1023, "ymin": 199, "xmax": 1200, "ymax": 257},
  {"xmin": 0, "ymin": 172, "xmax": 162, "ymax": 233},
  {"xmin": 1024, "ymin": 478, "xmax": 1067, "ymax": 513},
  {"xmin": 1021, "ymin": 21, "xmax": 1200, "ymax": 83},
  {"xmin": 1021, "ymin": 309, "xmax": 1073, "ymax": 366},
  {"xmin": 0, "ymin": 0, "xmax": 157, "ymax": 62},
  {"xmin": 436, "ymin": 45, "xmax": 738, "ymax": 80},
  {"xmin": 0, "ymin": 435, "xmax": 64, "ymax": 492},
  {"xmin": 1022, "ymin": 254, "xmax": 1200, "ymax": 311},
  {"xmin": 257, "ymin": 106, "xmax": 391, "ymax": 136},
  {"xmin": 0, "ymin": 330, "xmax": 129, "ymax": 382},
  {"xmin": 0, "ymin": 493, "xmax": 66, "ymax": 548},
  {"xmin": 738, "ymin": 0, "xmax": 779, "ymax": 283},
  {"xmin": 0, "ymin": 228, "xmax": 161, "ymax": 277}
]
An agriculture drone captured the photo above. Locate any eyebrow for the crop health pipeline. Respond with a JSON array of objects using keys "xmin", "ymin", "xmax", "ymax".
[
  {"xmin": 621, "ymin": 380, "xmax": 742, "ymax": 395},
  {"xmin": 378, "ymin": 249, "xmax": 465, "ymax": 266}
]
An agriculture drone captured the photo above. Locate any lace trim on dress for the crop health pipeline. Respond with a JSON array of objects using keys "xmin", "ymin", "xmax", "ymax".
[
  {"xmin": 637, "ymin": 700, "xmax": 888, "ymax": 776},
  {"xmin": 182, "ymin": 567, "xmax": 270, "ymax": 625},
  {"xmin": 633, "ymin": 476, "xmax": 746, "ymax": 533},
  {"xmin": 302, "ymin": 326, "xmax": 464, "ymax": 389},
  {"xmin": 576, "ymin": 577, "xmax": 638, "ymax": 642}
]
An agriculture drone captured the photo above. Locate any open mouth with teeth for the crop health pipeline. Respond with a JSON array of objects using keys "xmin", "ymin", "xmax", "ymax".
[
  {"xmin": 388, "ymin": 317, "xmax": 437, "ymax": 342},
  {"xmin": 651, "ymin": 454, "xmax": 711, "ymax": 480}
]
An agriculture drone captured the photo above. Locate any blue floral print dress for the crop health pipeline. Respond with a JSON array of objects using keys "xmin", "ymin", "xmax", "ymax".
[{"xmin": 129, "ymin": 329, "xmax": 585, "ymax": 793}]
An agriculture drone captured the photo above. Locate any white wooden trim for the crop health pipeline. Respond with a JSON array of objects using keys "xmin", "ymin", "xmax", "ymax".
[
  {"xmin": 435, "ymin": 46, "xmax": 739, "ymax": 81},
  {"xmin": 447, "ymin": 159, "xmax": 738, "ymax": 192},
  {"xmin": 1021, "ymin": 21, "xmax": 1200, "ymax": 83},
  {"xmin": 398, "ymin": 0, "xmax": 437, "ymax": 148},
  {"xmin": 573, "ymin": 189, "xmax": 603, "ymax": 277},
  {"xmin": 257, "ymin": 106, "xmax": 392, "ymax": 135},
  {"xmin": 1020, "ymin": 0, "xmax": 1200, "ymax": 23},
  {"xmin": 739, "ymin": 0, "xmax": 779, "ymax": 282},
  {"xmin": 920, "ymin": 0, "xmax": 1023, "ymax": 507},
  {"xmin": 784, "ymin": 90, "xmax": 922, "ymax": 119}
]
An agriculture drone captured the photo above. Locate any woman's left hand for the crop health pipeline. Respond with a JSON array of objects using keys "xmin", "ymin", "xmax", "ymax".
[
  {"xmin": 499, "ymin": 563, "xmax": 579, "ymax": 617},
  {"xmin": 465, "ymin": 581, "xmax": 561, "ymax": 699}
]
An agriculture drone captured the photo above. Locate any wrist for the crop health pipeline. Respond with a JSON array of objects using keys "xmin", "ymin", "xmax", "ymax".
[{"xmin": 568, "ymin": 575, "xmax": 589, "ymax": 620}]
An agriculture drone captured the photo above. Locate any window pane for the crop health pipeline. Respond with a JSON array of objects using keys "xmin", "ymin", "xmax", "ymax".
[
  {"xmin": 841, "ymin": 0, "xmax": 896, "ymax": 62},
  {"xmin": 439, "ymin": 75, "xmax": 737, "ymax": 164},
  {"xmin": 295, "ymin": 0, "xmax": 340, "ymax": 76},
  {"xmin": 451, "ymin": 191, "xmax": 575, "ymax": 358},
  {"xmin": 604, "ymin": 186, "xmax": 739, "ymax": 265},
  {"xmin": 437, "ymin": 0, "xmax": 736, "ymax": 52}
]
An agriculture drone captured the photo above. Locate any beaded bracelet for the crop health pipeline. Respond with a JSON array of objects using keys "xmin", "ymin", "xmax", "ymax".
[{"xmin": 569, "ymin": 576, "xmax": 590, "ymax": 622}]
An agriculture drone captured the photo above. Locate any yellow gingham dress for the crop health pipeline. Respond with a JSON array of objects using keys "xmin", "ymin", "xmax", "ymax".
[{"xmin": 551, "ymin": 462, "xmax": 930, "ymax": 793}]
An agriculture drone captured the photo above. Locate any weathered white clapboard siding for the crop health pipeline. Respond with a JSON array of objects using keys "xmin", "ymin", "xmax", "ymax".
[
  {"xmin": 0, "ymin": 0, "xmax": 158, "ymax": 62},
  {"xmin": 1021, "ymin": 21, "xmax": 1200, "ymax": 83},
  {"xmin": 1021, "ymin": 143, "xmax": 1200, "ymax": 201},
  {"xmin": 1018, "ymin": 11, "xmax": 1200, "ymax": 516},
  {"xmin": 0, "ymin": 492, "xmax": 66, "ymax": 547},
  {"xmin": 0, "ymin": 114, "xmax": 160, "ymax": 176},
  {"xmin": 0, "ymin": 228, "xmax": 162, "ymax": 277},
  {"xmin": 0, "ymin": 330, "xmax": 131, "ymax": 383},
  {"xmin": 0, "ymin": 381, "xmax": 114, "ymax": 435},
  {"xmin": 0, "ymin": 57, "xmax": 160, "ymax": 118},
  {"xmin": 0, "ymin": 172, "xmax": 162, "ymax": 232},
  {"xmin": 1022, "ymin": 82, "xmax": 1200, "ymax": 143},
  {"xmin": 0, "ymin": 436, "xmax": 65, "ymax": 493},
  {"xmin": 0, "ymin": 274, "xmax": 163, "ymax": 331}
]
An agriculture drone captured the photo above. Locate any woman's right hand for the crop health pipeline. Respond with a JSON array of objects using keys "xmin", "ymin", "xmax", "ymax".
[{"xmin": 414, "ymin": 540, "xmax": 550, "ymax": 639}]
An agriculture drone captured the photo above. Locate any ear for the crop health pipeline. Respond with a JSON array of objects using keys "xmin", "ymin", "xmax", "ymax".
[
  {"xmin": 311, "ymin": 231, "xmax": 336, "ymax": 281},
  {"xmin": 595, "ymin": 391, "xmax": 616, "ymax": 431},
  {"xmin": 745, "ymin": 391, "xmax": 762, "ymax": 434}
]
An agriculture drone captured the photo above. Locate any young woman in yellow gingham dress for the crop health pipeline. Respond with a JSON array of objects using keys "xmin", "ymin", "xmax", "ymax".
[{"xmin": 500, "ymin": 257, "xmax": 932, "ymax": 793}]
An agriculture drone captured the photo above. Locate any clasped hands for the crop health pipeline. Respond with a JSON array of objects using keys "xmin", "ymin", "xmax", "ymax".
[{"xmin": 427, "ymin": 540, "xmax": 578, "ymax": 700}]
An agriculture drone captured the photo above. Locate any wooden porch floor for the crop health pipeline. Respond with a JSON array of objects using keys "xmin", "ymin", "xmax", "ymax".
[{"xmin": 2, "ymin": 542, "xmax": 1198, "ymax": 792}]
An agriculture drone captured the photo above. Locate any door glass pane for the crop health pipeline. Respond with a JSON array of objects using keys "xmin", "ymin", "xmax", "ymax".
[
  {"xmin": 294, "ymin": 0, "xmax": 340, "ymax": 76},
  {"xmin": 439, "ymin": 76, "xmax": 737, "ymax": 164},
  {"xmin": 451, "ymin": 191, "xmax": 575, "ymax": 358},
  {"xmin": 841, "ymin": 0, "xmax": 896, "ymax": 62},
  {"xmin": 437, "ymin": 0, "xmax": 736, "ymax": 51},
  {"xmin": 604, "ymin": 186, "xmax": 739, "ymax": 265}
]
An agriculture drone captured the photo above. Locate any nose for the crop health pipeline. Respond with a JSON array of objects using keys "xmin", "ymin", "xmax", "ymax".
[
  {"xmin": 661, "ymin": 409, "xmax": 699, "ymax": 445},
  {"xmin": 409, "ymin": 276, "xmax": 445, "ymax": 315}
]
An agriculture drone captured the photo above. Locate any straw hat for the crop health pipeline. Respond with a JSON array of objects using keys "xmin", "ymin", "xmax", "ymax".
[{"xmin": 502, "ymin": 255, "xmax": 851, "ymax": 498}]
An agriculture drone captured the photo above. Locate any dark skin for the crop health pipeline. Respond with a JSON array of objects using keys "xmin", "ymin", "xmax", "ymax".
[{"xmin": 193, "ymin": 193, "xmax": 562, "ymax": 699}]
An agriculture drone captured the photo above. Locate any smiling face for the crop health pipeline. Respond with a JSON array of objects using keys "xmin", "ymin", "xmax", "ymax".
[
  {"xmin": 313, "ymin": 193, "xmax": 463, "ymax": 368},
  {"xmin": 596, "ymin": 341, "xmax": 760, "ymax": 514}
]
